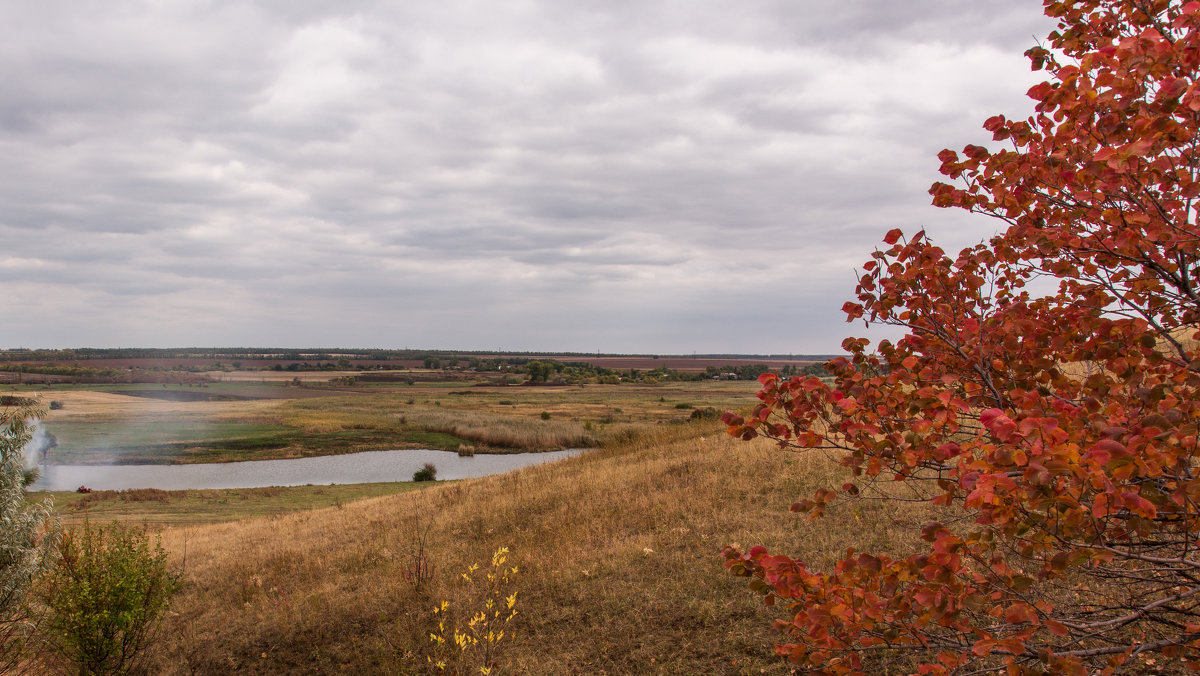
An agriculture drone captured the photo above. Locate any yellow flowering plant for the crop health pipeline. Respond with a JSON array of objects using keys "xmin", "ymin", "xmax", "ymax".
[{"xmin": 426, "ymin": 546, "xmax": 519, "ymax": 675}]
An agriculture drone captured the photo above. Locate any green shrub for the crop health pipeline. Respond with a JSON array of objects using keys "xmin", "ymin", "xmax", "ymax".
[
  {"xmin": 413, "ymin": 463, "xmax": 437, "ymax": 482},
  {"xmin": 673, "ymin": 402, "xmax": 693, "ymax": 409},
  {"xmin": 689, "ymin": 407, "xmax": 721, "ymax": 421},
  {"xmin": 539, "ymin": 411, "xmax": 551, "ymax": 421},
  {"xmin": 0, "ymin": 403, "xmax": 56, "ymax": 671},
  {"xmin": 39, "ymin": 520, "xmax": 179, "ymax": 675}
]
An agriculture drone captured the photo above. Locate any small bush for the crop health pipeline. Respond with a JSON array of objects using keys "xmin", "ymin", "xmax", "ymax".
[
  {"xmin": 673, "ymin": 403, "xmax": 693, "ymax": 409},
  {"xmin": 689, "ymin": 407, "xmax": 721, "ymax": 421},
  {"xmin": 39, "ymin": 520, "xmax": 179, "ymax": 675},
  {"xmin": 413, "ymin": 463, "xmax": 437, "ymax": 482},
  {"xmin": 401, "ymin": 525, "xmax": 434, "ymax": 594},
  {"xmin": 539, "ymin": 411, "xmax": 551, "ymax": 421},
  {"xmin": 48, "ymin": 401, "xmax": 64, "ymax": 410},
  {"xmin": 456, "ymin": 445, "xmax": 476, "ymax": 457}
]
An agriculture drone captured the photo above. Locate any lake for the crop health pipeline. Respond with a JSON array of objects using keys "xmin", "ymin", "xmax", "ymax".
[{"xmin": 28, "ymin": 448, "xmax": 584, "ymax": 492}]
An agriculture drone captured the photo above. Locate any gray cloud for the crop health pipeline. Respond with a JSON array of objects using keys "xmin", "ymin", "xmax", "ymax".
[{"xmin": 0, "ymin": 0, "xmax": 1055, "ymax": 352}]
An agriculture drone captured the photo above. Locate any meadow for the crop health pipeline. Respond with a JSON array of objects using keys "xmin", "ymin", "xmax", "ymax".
[
  {"xmin": 19, "ymin": 372, "xmax": 930, "ymax": 673},
  {"xmin": 55, "ymin": 425, "xmax": 935, "ymax": 675},
  {"xmin": 22, "ymin": 376, "xmax": 756, "ymax": 464}
]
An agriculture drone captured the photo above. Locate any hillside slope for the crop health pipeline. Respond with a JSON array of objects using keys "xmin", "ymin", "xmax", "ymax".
[{"xmin": 141, "ymin": 423, "xmax": 930, "ymax": 674}]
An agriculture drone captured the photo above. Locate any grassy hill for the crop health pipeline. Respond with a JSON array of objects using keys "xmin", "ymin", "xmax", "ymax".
[{"xmin": 113, "ymin": 422, "xmax": 932, "ymax": 674}]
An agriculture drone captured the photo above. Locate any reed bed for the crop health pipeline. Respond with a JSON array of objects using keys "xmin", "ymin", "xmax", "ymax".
[{"xmin": 397, "ymin": 409, "xmax": 603, "ymax": 451}]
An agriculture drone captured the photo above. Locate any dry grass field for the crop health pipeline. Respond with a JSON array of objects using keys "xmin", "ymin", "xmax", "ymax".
[
  {"xmin": 73, "ymin": 423, "xmax": 936, "ymax": 675},
  {"xmin": 17, "ymin": 377, "xmax": 942, "ymax": 673}
]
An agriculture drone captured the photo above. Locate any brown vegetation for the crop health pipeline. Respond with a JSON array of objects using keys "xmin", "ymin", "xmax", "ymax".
[
  {"xmin": 396, "ymin": 409, "xmax": 601, "ymax": 451},
  {"xmin": 127, "ymin": 423, "xmax": 935, "ymax": 674}
]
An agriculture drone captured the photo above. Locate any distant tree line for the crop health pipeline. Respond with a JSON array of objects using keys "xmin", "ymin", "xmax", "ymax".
[
  {"xmin": 0, "ymin": 348, "xmax": 835, "ymax": 386},
  {"xmin": 0, "ymin": 364, "xmax": 124, "ymax": 378},
  {"xmin": 0, "ymin": 347, "xmax": 838, "ymax": 364},
  {"xmin": 514, "ymin": 360, "xmax": 833, "ymax": 385}
]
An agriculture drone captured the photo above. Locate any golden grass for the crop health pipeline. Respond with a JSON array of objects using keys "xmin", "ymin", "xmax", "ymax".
[
  {"xmin": 275, "ymin": 409, "xmax": 394, "ymax": 435},
  {"xmin": 263, "ymin": 382, "xmax": 762, "ymax": 453},
  {"xmin": 397, "ymin": 408, "xmax": 602, "ymax": 450},
  {"xmin": 134, "ymin": 423, "xmax": 936, "ymax": 674}
]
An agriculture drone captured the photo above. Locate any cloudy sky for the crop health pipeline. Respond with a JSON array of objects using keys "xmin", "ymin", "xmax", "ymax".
[{"xmin": 1, "ymin": 1, "xmax": 1056, "ymax": 354}]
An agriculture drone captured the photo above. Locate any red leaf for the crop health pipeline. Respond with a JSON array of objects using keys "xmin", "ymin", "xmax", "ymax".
[{"xmin": 1045, "ymin": 620, "xmax": 1070, "ymax": 637}]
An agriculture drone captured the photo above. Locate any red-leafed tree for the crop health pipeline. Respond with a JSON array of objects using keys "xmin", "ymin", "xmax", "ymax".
[{"xmin": 723, "ymin": 1, "xmax": 1200, "ymax": 673}]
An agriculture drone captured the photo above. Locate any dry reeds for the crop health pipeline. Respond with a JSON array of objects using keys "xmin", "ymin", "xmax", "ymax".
[{"xmin": 400, "ymin": 409, "xmax": 601, "ymax": 451}]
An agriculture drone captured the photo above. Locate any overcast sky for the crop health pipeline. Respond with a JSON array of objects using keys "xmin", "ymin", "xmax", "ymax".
[{"xmin": 1, "ymin": 1, "xmax": 1057, "ymax": 354}]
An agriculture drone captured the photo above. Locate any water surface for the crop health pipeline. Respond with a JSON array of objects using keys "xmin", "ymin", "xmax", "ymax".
[{"xmin": 30, "ymin": 448, "xmax": 583, "ymax": 492}]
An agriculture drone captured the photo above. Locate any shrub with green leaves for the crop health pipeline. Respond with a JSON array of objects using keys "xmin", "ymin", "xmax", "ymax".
[
  {"xmin": 0, "ymin": 401, "xmax": 56, "ymax": 671},
  {"xmin": 413, "ymin": 462, "xmax": 437, "ymax": 482},
  {"xmin": 40, "ymin": 520, "xmax": 179, "ymax": 675}
]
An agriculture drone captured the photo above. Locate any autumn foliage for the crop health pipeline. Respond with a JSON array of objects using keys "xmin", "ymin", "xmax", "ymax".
[{"xmin": 724, "ymin": 1, "xmax": 1200, "ymax": 673}]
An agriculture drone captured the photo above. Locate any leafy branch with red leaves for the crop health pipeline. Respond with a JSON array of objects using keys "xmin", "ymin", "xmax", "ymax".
[{"xmin": 724, "ymin": 2, "xmax": 1200, "ymax": 673}]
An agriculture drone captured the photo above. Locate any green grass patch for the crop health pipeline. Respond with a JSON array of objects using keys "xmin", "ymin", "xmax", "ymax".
[
  {"xmin": 34, "ymin": 482, "xmax": 432, "ymax": 527},
  {"xmin": 45, "ymin": 419, "xmax": 296, "ymax": 464},
  {"xmin": 43, "ymin": 417, "xmax": 476, "ymax": 465}
]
